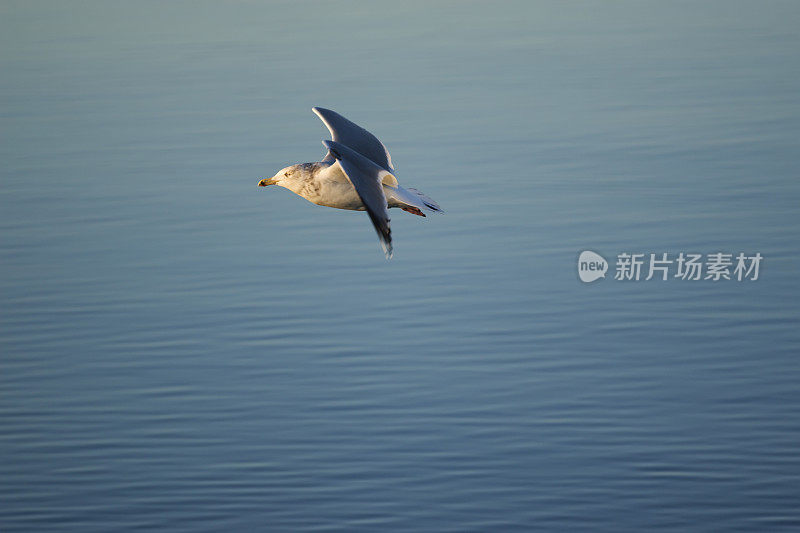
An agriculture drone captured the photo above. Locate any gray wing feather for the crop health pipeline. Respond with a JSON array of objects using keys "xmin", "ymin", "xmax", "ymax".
[
  {"xmin": 313, "ymin": 107, "xmax": 394, "ymax": 173},
  {"xmin": 323, "ymin": 140, "xmax": 393, "ymax": 258}
]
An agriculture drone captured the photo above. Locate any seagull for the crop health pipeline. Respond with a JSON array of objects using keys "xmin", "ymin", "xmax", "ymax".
[{"xmin": 258, "ymin": 107, "xmax": 442, "ymax": 258}]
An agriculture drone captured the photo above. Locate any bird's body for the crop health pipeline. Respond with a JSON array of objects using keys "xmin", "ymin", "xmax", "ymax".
[
  {"xmin": 276, "ymin": 161, "xmax": 368, "ymax": 211},
  {"xmin": 274, "ymin": 161, "xmax": 432, "ymax": 212},
  {"xmin": 259, "ymin": 107, "xmax": 441, "ymax": 258}
]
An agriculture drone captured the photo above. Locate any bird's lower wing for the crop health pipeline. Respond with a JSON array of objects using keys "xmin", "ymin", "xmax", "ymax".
[{"xmin": 323, "ymin": 140, "xmax": 393, "ymax": 259}]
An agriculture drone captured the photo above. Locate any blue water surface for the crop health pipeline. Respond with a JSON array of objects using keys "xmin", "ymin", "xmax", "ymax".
[{"xmin": 1, "ymin": 1, "xmax": 799, "ymax": 531}]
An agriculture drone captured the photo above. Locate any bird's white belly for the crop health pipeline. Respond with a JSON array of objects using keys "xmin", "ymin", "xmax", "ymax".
[
  {"xmin": 311, "ymin": 179, "xmax": 366, "ymax": 210},
  {"xmin": 293, "ymin": 164, "xmax": 364, "ymax": 211},
  {"xmin": 308, "ymin": 181, "xmax": 406, "ymax": 211}
]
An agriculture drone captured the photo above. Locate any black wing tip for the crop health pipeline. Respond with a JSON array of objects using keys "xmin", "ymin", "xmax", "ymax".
[{"xmin": 364, "ymin": 209, "xmax": 392, "ymax": 259}]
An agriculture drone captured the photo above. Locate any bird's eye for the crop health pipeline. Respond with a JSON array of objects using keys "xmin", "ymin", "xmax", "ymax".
[{"xmin": 284, "ymin": 172, "xmax": 289, "ymax": 177}]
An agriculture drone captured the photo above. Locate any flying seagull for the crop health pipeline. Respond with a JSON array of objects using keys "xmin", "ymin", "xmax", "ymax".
[{"xmin": 258, "ymin": 107, "xmax": 442, "ymax": 258}]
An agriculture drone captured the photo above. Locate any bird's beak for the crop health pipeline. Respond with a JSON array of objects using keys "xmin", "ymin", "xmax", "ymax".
[{"xmin": 258, "ymin": 177, "xmax": 277, "ymax": 187}]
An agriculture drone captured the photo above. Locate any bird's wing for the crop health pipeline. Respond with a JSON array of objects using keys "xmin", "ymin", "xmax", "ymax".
[
  {"xmin": 323, "ymin": 140, "xmax": 393, "ymax": 258},
  {"xmin": 313, "ymin": 107, "xmax": 395, "ymax": 173}
]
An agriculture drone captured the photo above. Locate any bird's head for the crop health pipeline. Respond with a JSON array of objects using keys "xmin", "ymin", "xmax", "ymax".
[{"xmin": 258, "ymin": 165, "xmax": 299, "ymax": 187}]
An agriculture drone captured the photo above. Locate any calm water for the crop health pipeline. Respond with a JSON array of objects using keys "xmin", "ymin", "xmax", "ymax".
[{"xmin": 2, "ymin": 1, "xmax": 800, "ymax": 531}]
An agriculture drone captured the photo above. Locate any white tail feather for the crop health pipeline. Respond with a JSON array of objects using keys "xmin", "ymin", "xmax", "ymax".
[
  {"xmin": 388, "ymin": 186, "xmax": 443, "ymax": 213},
  {"xmin": 406, "ymin": 188, "xmax": 442, "ymax": 212}
]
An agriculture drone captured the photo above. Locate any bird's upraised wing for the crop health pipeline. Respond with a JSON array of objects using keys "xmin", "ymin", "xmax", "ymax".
[
  {"xmin": 313, "ymin": 107, "xmax": 395, "ymax": 173},
  {"xmin": 322, "ymin": 140, "xmax": 393, "ymax": 259}
]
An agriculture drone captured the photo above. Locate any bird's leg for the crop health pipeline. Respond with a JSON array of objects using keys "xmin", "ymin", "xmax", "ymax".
[{"xmin": 401, "ymin": 206, "xmax": 426, "ymax": 217}]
